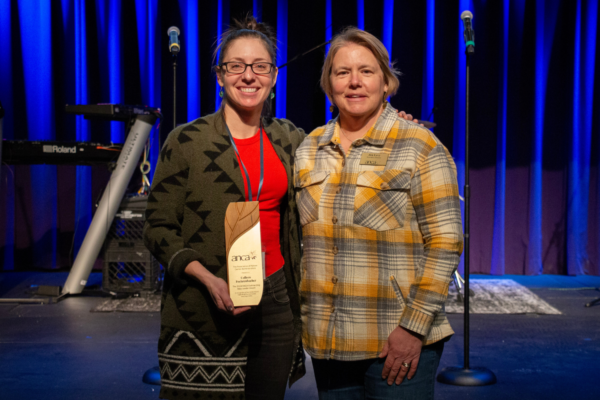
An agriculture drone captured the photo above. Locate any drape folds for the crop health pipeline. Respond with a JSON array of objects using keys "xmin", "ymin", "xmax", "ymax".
[
  {"xmin": 0, "ymin": 0, "xmax": 598, "ymax": 276},
  {"xmin": 0, "ymin": 0, "xmax": 160, "ymax": 270}
]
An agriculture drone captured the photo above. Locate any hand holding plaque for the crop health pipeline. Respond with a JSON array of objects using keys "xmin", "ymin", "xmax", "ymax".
[{"xmin": 225, "ymin": 201, "xmax": 264, "ymax": 307}]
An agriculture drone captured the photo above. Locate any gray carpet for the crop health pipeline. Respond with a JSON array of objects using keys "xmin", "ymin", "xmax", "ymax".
[
  {"xmin": 446, "ymin": 279, "xmax": 561, "ymax": 314},
  {"xmin": 90, "ymin": 279, "xmax": 561, "ymax": 315},
  {"xmin": 91, "ymin": 294, "xmax": 161, "ymax": 312}
]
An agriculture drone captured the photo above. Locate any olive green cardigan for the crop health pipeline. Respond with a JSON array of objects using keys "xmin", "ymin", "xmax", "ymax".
[{"xmin": 143, "ymin": 112, "xmax": 306, "ymax": 399}]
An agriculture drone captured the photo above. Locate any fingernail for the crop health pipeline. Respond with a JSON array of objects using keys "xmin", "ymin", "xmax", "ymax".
[{"xmin": 228, "ymin": 306, "xmax": 233, "ymax": 312}]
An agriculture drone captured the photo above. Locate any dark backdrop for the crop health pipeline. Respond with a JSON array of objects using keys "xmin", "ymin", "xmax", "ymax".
[{"xmin": 0, "ymin": 0, "xmax": 599, "ymax": 276}]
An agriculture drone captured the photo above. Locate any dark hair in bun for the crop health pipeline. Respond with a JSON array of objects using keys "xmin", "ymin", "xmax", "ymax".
[
  {"xmin": 214, "ymin": 15, "xmax": 277, "ymax": 66},
  {"xmin": 214, "ymin": 15, "xmax": 278, "ymax": 116}
]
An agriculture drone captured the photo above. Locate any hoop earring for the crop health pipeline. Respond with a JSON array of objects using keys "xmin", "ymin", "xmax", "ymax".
[
  {"xmin": 382, "ymin": 91, "xmax": 387, "ymax": 103},
  {"xmin": 219, "ymin": 87, "xmax": 224, "ymax": 98},
  {"xmin": 329, "ymin": 104, "xmax": 335, "ymax": 113}
]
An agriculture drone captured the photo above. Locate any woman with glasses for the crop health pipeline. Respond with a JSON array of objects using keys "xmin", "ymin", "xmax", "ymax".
[{"xmin": 144, "ymin": 16, "xmax": 304, "ymax": 400}]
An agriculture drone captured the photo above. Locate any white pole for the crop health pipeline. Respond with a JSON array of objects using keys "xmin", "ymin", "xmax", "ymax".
[{"xmin": 62, "ymin": 115, "xmax": 156, "ymax": 295}]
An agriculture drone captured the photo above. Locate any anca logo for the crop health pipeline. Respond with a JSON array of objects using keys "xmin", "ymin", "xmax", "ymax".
[{"xmin": 231, "ymin": 251, "xmax": 258, "ymax": 262}]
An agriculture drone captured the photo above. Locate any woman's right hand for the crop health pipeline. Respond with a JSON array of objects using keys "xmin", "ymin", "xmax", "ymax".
[
  {"xmin": 185, "ymin": 261, "xmax": 251, "ymax": 316},
  {"xmin": 205, "ymin": 274, "xmax": 252, "ymax": 316}
]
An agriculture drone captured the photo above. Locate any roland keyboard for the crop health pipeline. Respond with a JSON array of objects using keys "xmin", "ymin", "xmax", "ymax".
[
  {"xmin": 1, "ymin": 140, "xmax": 122, "ymax": 165},
  {"xmin": 65, "ymin": 104, "xmax": 160, "ymax": 120}
]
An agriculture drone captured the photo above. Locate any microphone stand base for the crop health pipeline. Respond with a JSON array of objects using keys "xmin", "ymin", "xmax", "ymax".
[
  {"xmin": 142, "ymin": 366, "xmax": 161, "ymax": 385},
  {"xmin": 437, "ymin": 366, "xmax": 497, "ymax": 386}
]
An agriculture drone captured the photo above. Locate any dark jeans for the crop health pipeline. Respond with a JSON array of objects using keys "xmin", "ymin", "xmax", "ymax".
[
  {"xmin": 245, "ymin": 268, "xmax": 295, "ymax": 400},
  {"xmin": 312, "ymin": 340, "xmax": 445, "ymax": 400}
]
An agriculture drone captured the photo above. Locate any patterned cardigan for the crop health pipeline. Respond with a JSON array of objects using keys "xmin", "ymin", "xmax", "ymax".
[{"xmin": 143, "ymin": 112, "xmax": 306, "ymax": 399}]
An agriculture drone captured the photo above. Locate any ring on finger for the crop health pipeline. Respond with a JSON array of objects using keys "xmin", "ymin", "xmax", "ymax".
[{"xmin": 402, "ymin": 362, "xmax": 410, "ymax": 368}]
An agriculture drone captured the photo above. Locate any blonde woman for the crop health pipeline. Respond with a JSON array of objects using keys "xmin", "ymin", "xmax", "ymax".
[{"xmin": 295, "ymin": 27, "xmax": 463, "ymax": 399}]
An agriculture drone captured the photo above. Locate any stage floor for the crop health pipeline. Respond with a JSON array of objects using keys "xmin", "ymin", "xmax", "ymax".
[{"xmin": 1, "ymin": 272, "xmax": 599, "ymax": 400}]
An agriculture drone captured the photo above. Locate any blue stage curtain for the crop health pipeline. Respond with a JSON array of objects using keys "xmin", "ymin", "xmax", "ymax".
[
  {"xmin": 456, "ymin": 0, "xmax": 599, "ymax": 276},
  {"xmin": 490, "ymin": 0, "xmax": 510, "ymax": 276},
  {"xmin": 18, "ymin": 1, "xmax": 58, "ymax": 269},
  {"xmin": 74, "ymin": 0, "xmax": 92, "ymax": 262},
  {"xmin": 134, "ymin": 0, "xmax": 161, "ymax": 185},
  {"xmin": 0, "ymin": 0, "xmax": 599, "ymax": 276},
  {"xmin": 324, "ymin": 0, "xmax": 333, "ymax": 122},
  {"xmin": 0, "ymin": 0, "xmax": 161, "ymax": 270},
  {"xmin": 275, "ymin": 0, "xmax": 288, "ymax": 118},
  {"xmin": 452, "ymin": 0, "xmax": 473, "ymax": 274},
  {"xmin": 214, "ymin": 0, "xmax": 230, "ymax": 111},
  {"xmin": 568, "ymin": 0, "xmax": 598, "ymax": 275},
  {"xmin": 254, "ymin": 0, "xmax": 263, "ymax": 22},
  {"xmin": 0, "ymin": 0, "xmax": 15, "ymax": 270},
  {"xmin": 178, "ymin": 0, "xmax": 201, "ymax": 121}
]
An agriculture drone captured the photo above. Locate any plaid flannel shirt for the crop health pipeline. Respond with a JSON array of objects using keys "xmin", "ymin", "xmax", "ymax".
[{"xmin": 294, "ymin": 103, "xmax": 463, "ymax": 361}]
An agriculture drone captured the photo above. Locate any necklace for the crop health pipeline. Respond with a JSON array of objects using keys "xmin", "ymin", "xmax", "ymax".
[
  {"xmin": 339, "ymin": 125, "xmax": 353, "ymax": 142},
  {"xmin": 340, "ymin": 125, "xmax": 367, "ymax": 145}
]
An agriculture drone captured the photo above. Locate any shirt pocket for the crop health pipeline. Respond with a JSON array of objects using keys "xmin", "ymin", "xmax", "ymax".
[
  {"xmin": 295, "ymin": 170, "xmax": 329, "ymax": 226},
  {"xmin": 353, "ymin": 169, "xmax": 411, "ymax": 231}
]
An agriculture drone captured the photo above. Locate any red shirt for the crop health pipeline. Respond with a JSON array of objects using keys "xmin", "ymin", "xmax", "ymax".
[{"xmin": 232, "ymin": 129, "xmax": 287, "ymax": 277}]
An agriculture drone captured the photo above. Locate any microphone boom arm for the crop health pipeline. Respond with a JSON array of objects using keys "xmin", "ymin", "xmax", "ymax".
[{"xmin": 277, "ymin": 39, "xmax": 332, "ymax": 70}]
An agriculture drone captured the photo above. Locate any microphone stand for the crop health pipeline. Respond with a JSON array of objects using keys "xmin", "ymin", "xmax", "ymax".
[
  {"xmin": 142, "ymin": 34, "xmax": 180, "ymax": 389},
  {"xmin": 173, "ymin": 54, "xmax": 177, "ymax": 130},
  {"xmin": 437, "ymin": 27, "xmax": 497, "ymax": 387}
]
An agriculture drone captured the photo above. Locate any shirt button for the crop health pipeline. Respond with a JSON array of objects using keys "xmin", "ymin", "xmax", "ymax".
[
  {"xmin": 380, "ymin": 182, "xmax": 389, "ymax": 189},
  {"xmin": 332, "ymin": 246, "xmax": 338, "ymax": 255},
  {"xmin": 331, "ymin": 306, "xmax": 335, "ymax": 313},
  {"xmin": 332, "ymin": 276, "xmax": 338, "ymax": 284},
  {"xmin": 342, "ymin": 159, "xmax": 346, "ymax": 167},
  {"xmin": 336, "ymin": 186, "xmax": 342, "ymax": 194},
  {"xmin": 332, "ymin": 216, "xmax": 338, "ymax": 224}
]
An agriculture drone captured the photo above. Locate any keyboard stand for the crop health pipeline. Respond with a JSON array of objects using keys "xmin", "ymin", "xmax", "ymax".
[{"xmin": 62, "ymin": 113, "xmax": 158, "ymax": 295}]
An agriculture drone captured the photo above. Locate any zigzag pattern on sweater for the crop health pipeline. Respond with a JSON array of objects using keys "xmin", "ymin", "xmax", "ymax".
[
  {"xmin": 158, "ymin": 329, "xmax": 247, "ymax": 392},
  {"xmin": 160, "ymin": 363, "xmax": 245, "ymax": 385}
]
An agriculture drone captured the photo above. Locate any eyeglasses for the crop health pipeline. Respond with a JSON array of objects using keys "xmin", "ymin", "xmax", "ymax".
[{"xmin": 219, "ymin": 62, "xmax": 275, "ymax": 75}]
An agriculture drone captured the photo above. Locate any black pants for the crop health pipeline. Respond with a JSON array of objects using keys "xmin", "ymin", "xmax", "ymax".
[{"xmin": 245, "ymin": 268, "xmax": 295, "ymax": 400}]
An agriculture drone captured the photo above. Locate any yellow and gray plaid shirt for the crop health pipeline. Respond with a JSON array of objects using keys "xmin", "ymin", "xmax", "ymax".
[{"xmin": 294, "ymin": 103, "xmax": 463, "ymax": 361}]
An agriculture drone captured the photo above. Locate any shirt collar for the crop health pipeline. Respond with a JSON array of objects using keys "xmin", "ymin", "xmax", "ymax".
[{"xmin": 317, "ymin": 102, "xmax": 398, "ymax": 148}]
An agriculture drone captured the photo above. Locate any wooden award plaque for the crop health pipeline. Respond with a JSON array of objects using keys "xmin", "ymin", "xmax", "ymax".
[{"xmin": 225, "ymin": 201, "xmax": 264, "ymax": 307}]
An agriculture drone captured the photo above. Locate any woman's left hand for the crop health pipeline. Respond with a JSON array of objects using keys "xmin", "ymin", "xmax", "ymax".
[
  {"xmin": 379, "ymin": 326, "xmax": 423, "ymax": 385},
  {"xmin": 398, "ymin": 111, "xmax": 425, "ymax": 127}
]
